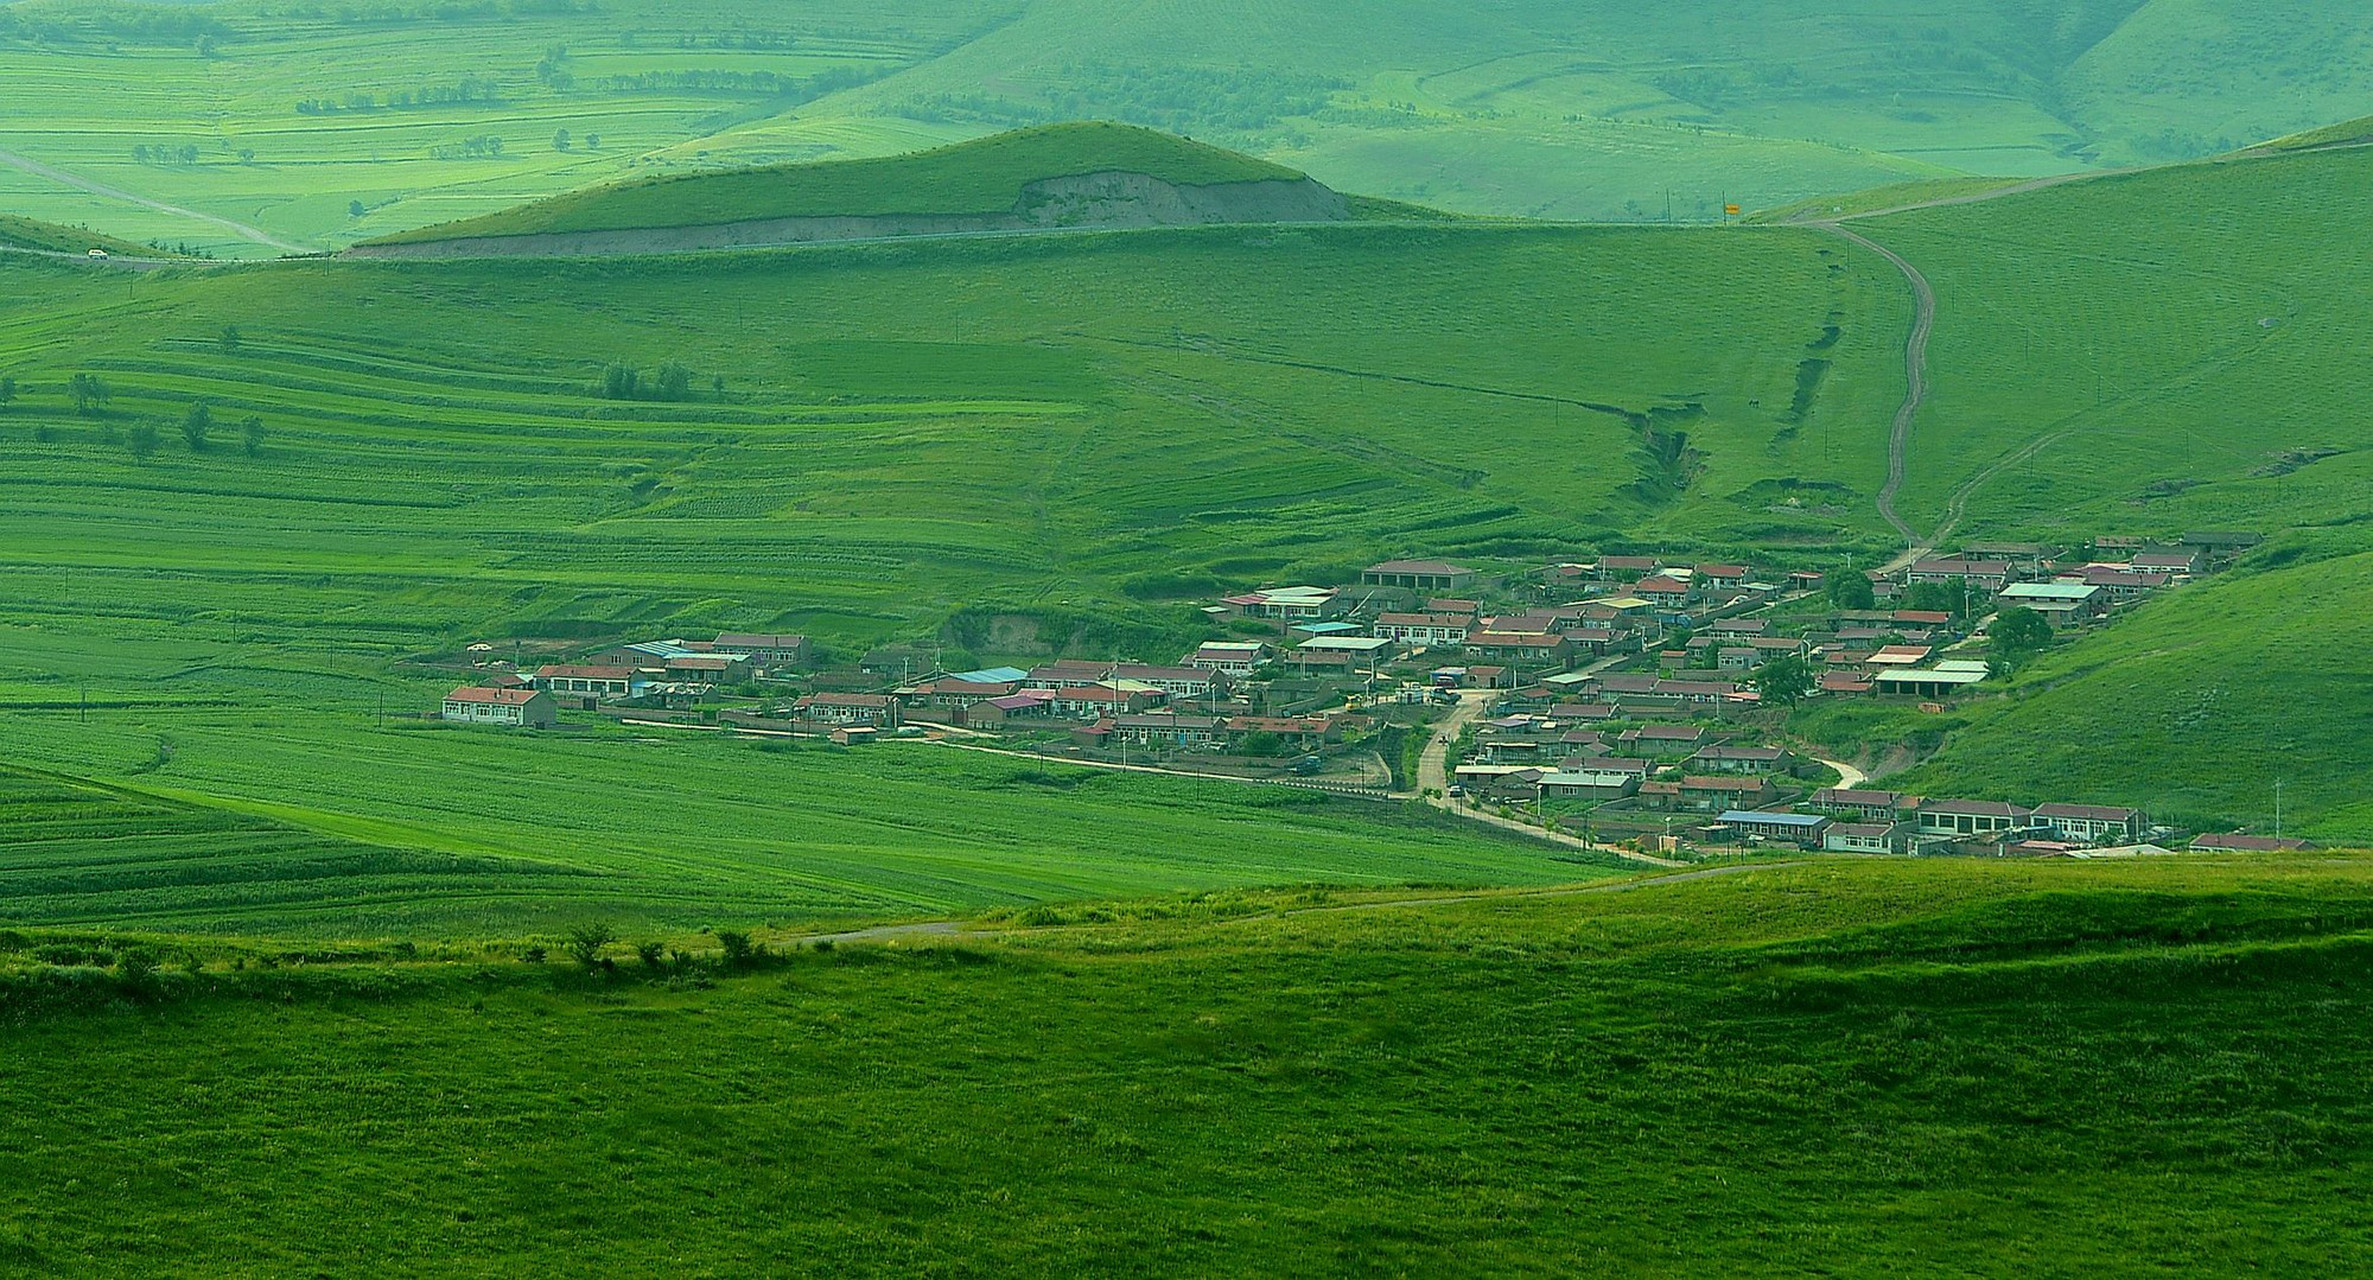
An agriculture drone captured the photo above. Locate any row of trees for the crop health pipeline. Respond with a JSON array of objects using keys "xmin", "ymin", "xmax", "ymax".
[
  {"xmin": 126, "ymin": 401, "xmax": 266, "ymax": 458},
  {"xmin": 2, "ymin": 373, "xmax": 267, "ymax": 457},
  {"xmin": 598, "ymin": 360, "xmax": 720, "ymax": 402}
]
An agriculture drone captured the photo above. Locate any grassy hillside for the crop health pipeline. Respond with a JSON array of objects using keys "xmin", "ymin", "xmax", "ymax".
[
  {"xmin": 1846, "ymin": 143, "xmax": 2373, "ymax": 544},
  {"xmin": 365, "ymin": 123, "xmax": 1313, "ymax": 244},
  {"xmin": 1802, "ymin": 543, "xmax": 2373, "ymax": 841},
  {"xmin": 5, "ymin": 856, "xmax": 2373, "ymax": 1274},
  {"xmin": 0, "ymin": 212, "xmax": 158, "ymax": 257},
  {"xmin": 8, "ymin": 0, "xmax": 2373, "ymax": 251},
  {"xmin": 0, "ymin": 217, "xmax": 1901, "ymax": 931}
]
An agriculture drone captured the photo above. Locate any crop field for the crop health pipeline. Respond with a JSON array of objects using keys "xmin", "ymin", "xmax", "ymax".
[
  {"xmin": 1852, "ymin": 144, "xmax": 2373, "ymax": 543},
  {"xmin": 9, "ymin": 1, "xmax": 2373, "ymax": 251},
  {"xmin": 0, "ymin": 708, "xmax": 1605, "ymax": 938},
  {"xmin": 4, "ymin": 854, "xmax": 2372, "ymax": 1274}
]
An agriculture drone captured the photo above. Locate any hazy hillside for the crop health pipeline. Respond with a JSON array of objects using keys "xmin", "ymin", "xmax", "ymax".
[
  {"xmin": 357, "ymin": 123, "xmax": 1365, "ymax": 253},
  {"xmin": 4, "ymin": 0, "xmax": 2373, "ymax": 252}
]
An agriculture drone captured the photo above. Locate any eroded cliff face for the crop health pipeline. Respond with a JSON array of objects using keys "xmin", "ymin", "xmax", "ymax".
[{"xmin": 344, "ymin": 174, "xmax": 1352, "ymax": 259}]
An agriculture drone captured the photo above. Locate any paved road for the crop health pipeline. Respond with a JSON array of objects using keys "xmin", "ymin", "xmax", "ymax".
[
  {"xmin": 0, "ymin": 147, "xmax": 308, "ymax": 254},
  {"xmin": 1811, "ymin": 755, "xmax": 1869, "ymax": 790}
]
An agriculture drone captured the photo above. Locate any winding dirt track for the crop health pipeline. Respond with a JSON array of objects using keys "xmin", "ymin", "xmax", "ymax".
[{"xmin": 1818, "ymin": 222, "xmax": 1936, "ymax": 550}]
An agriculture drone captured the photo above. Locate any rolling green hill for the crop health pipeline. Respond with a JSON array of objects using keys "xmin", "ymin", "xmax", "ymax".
[
  {"xmin": 361, "ymin": 123, "xmax": 1328, "ymax": 246},
  {"xmin": 6, "ymin": 0, "xmax": 2373, "ymax": 253},
  {"xmin": 0, "ymin": 210, "xmax": 1901, "ymax": 929},
  {"xmin": 4, "ymin": 856, "xmax": 2372, "ymax": 1274},
  {"xmin": 1847, "ymin": 143, "xmax": 2373, "ymax": 543},
  {"xmin": 0, "ymin": 212, "xmax": 159, "ymax": 257}
]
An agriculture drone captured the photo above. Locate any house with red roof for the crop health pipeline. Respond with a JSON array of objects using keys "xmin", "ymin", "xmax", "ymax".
[{"xmin": 442, "ymin": 686, "xmax": 557, "ymax": 728}]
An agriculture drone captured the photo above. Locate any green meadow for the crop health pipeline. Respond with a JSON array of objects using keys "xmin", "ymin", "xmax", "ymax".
[
  {"xmin": 4, "ymin": 855, "xmax": 2372, "ymax": 1275},
  {"xmin": 1849, "ymin": 144, "xmax": 2373, "ymax": 543}
]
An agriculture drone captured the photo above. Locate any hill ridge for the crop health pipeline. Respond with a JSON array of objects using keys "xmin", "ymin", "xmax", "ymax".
[{"xmin": 354, "ymin": 122, "xmax": 1361, "ymax": 256}]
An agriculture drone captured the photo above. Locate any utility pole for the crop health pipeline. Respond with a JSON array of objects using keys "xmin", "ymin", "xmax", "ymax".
[{"xmin": 2275, "ymin": 779, "xmax": 2284, "ymax": 840}]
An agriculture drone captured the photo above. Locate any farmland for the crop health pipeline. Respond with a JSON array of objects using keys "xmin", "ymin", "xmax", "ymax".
[
  {"xmin": 10, "ymin": 1, "xmax": 2373, "ymax": 252},
  {"xmin": 5, "ymin": 854, "xmax": 2373, "ymax": 1274}
]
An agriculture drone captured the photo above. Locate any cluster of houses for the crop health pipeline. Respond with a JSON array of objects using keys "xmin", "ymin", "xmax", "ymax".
[
  {"xmin": 442, "ymin": 631, "xmax": 809, "ymax": 726},
  {"xmin": 1716, "ymin": 788, "xmax": 2310, "ymax": 857},
  {"xmin": 1201, "ymin": 535, "xmax": 2234, "ymax": 709},
  {"xmin": 781, "ymin": 656, "xmax": 1359, "ymax": 756}
]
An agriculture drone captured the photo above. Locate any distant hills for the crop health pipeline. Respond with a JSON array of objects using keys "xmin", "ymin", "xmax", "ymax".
[
  {"xmin": 352, "ymin": 124, "xmax": 1426, "ymax": 257},
  {"xmin": 6, "ymin": 1, "xmax": 2373, "ymax": 253}
]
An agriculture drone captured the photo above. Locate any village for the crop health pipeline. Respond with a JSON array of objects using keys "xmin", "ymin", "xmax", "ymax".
[{"xmin": 435, "ymin": 531, "xmax": 2309, "ymax": 859}]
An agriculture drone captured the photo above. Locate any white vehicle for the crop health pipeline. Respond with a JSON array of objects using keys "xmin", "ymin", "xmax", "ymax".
[{"xmin": 86, "ymin": 248, "xmax": 108, "ymax": 259}]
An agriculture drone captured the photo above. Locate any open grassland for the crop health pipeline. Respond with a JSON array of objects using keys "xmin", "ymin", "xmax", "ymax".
[
  {"xmin": 10, "ymin": 0, "xmax": 2373, "ymax": 249},
  {"xmin": 2, "ymin": 856, "xmax": 2370, "ymax": 1275},
  {"xmin": 368, "ymin": 122, "xmax": 1310, "ymax": 243},
  {"xmin": 0, "ymin": 718, "xmax": 1607, "ymax": 937},
  {"xmin": 1847, "ymin": 143, "xmax": 2373, "ymax": 543},
  {"xmin": 0, "ymin": 221, "xmax": 1907, "ymax": 648},
  {"xmin": 1800, "ymin": 544, "xmax": 2373, "ymax": 843}
]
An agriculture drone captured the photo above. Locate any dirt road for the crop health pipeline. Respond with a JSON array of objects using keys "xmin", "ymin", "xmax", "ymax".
[
  {"xmin": 0, "ymin": 148, "xmax": 308, "ymax": 254},
  {"xmin": 1817, "ymin": 221, "xmax": 1935, "ymax": 548}
]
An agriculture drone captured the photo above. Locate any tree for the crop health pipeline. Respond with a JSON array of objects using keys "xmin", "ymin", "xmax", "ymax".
[
  {"xmin": 127, "ymin": 420, "xmax": 159, "ymax": 459},
  {"xmin": 552, "ymin": 127, "xmax": 572, "ymax": 152},
  {"xmin": 634, "ymin": 940, "xmax": 666, "ymax": 969},
  {"xmin": 219, "ymin": 325, "xmax": 241, "ymax": 352},
  {"xmin": 1826, "ymin": 569, "xmax": 1875, "ymax": 610},
  {"xmin": 182, "ymin": 400, "xmax": 212, "ymax": 451},
  {"xmin": 654, "ymin": 360, "xmax": 691, "ymax": 402},
  {"xmin": 1901, "ymin": 579, "xmax": 1969, "ymax": 618},
  {"xmin": 240, "ymin": 415, "xmax": 265, "ymax": 457},
  {"xmin": 584, "ymin": 132, "xmax": 601, "ymax": 149},
  {"xmin": 710, "ymin": 373, "xmax": 726, "ymax": 401},
  {"xmin": 68, "ymin": 373, "xmax": 110, "ymax": 415},
  {"xmin": 0, "ymin": 375, "xmax": 15, "ymax": 409},
  {"xmin": 1989, "ymin": 607, "xmax": 2054, "ymax": 671},
  {"xmin": 348, "ymin": 200, "xmax": 366, "ymax": 218},
  {"xmin": 1753, "ymin": 652, "xmax": 1813, "ymax": 705},
  {"xmin": 563, "ymin": 921, "xmax": 616, "ymax": 968},
  {"xmin": 602, "ymin": 362, "xmax": 639, "ymax": 400}
]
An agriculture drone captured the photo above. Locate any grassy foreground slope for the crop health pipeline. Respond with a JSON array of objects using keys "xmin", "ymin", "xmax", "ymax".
[
  {"xmin": 4, "ymin": 856, "xmax": 2372, "ymax": 1275},
  {"xmin": 1849, "ymin": 142, "xmax": 2373, "ymax": 543},
  {"xmin": 365, "ymin": 122, "xmax": 1316, "ymax": 244}
]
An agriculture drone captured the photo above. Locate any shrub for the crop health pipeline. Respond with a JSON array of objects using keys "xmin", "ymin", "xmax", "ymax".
[
  {"xmin": 715, "ymin": 930, "xmax": 755, "ymax": 966},
  {"xmin": 563, "ymin": 922, "xmax": 616, "ymax": 968},
  {"xmin": 635, "ymin": 941, "xmax": 665, "ymax": 969}
]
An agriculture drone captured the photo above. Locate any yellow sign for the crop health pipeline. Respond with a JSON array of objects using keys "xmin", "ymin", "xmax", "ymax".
[{"xmin": 1724, "ymin": 203, "xmax": 1742, "ymax": 216}]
